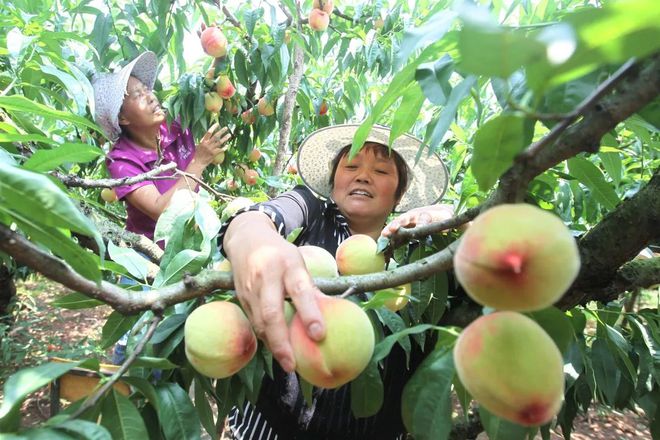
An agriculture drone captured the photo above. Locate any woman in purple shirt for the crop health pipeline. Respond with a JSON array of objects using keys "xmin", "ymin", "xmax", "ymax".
[{"xmin": 92, "ymin": 52, "xmax": 229, "ymax": 241}]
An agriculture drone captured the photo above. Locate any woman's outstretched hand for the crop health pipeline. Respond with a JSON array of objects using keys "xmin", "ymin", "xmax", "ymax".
[{"xmin": 381, "ymin": 204, "xmax": 455, "ymax": 237}]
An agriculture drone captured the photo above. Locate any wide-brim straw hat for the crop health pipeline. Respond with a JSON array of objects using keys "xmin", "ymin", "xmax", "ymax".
[
  {"xmin": 297, "ymin": 124, "xmax": 449, "ymax": 212},
  {"xmin": 92, "ymin": 51, "xmax": 159, "ymax": 141}
]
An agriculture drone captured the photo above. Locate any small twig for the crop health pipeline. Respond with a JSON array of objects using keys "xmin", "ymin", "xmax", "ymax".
[
  {"xmin": 52, "ymin": 162, "xmax": 177, "ymax": 189},
  {"xmin": 518, "ymin": 58, "xmax": 637, "ymax": 161},
  {"xmin": 221, "ymin": 4, "xmax": 242, "ymax": 29},
  {"xmin": 278, "ymin": 1, "xmax": 294, "ymax": 26},
  {"xmin": 507, "ymin": 100, "xmax": 567, "ymax": 121},
  {"xmin": 339, "ymin": 286, "xmax": 358, "ymax": 299},
  {"xmin": 69, "ymin": 313, "xmax": 163, "ymax": 419}
]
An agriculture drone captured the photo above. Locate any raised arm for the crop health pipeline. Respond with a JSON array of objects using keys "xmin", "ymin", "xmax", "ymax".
[
  {"xmin": 223, "ymin": 211, "xmax": 326, "ymax": 373},
  {"xmin": 126, "ymin": 125, "xmax": 230, "ymax": 221}
]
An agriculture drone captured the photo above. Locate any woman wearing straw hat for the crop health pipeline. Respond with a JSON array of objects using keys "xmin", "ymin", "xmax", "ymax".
[
  {"xmin": 219, "ymin": 124, "xmax": 453, "ymax": 439},
  {"xmin": 92, "ymin": 51, "xmax": 230, "ymax": 242}
]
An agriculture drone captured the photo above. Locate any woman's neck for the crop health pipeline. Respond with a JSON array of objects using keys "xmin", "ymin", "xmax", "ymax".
[
  {"xmin": 348, "ymin": 217, "xmax": 387, "ymax": 240},
  {"xmin": 123, "ymin": 125, "xmax": 161, "ymax": 150}
]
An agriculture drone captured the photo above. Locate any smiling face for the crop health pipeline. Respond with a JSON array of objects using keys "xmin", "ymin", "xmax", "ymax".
[
  {"xmin": 330, "ymin": 143, "xmax": 402, "ymax": 230},
  {"xmin": 117, "ymin": 76, "xmax": 165, "ymax": 135}
]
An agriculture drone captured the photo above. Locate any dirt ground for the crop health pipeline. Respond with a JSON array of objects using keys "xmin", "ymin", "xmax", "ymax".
[{"xmin": 0, "ymin": 276, "xmax": 653, "ymax": 439}]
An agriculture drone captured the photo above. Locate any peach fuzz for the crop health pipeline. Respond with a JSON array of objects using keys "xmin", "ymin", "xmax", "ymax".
[
  {"xmin": 453, "ymin": 203, "xmax": 580, "ymax": 312},
  {"xmin": 290, "ymin": 296, "xmax": 374, "ymax": 389},
  {"xmin": 184, "ymin": 301, "xmax": 257, "ymax": 379},
  {"xmin": 453, "ymin": 311, "xmax": 564, "ymax": 426}
]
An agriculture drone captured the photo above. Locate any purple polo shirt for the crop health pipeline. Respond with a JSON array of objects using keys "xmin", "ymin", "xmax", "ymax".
[{"xmin": 106, "ymin": 120, "xmax": 195, "ymax": 240}]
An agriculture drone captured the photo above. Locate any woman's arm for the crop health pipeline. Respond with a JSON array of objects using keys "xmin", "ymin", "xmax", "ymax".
[
  {"xmin": 126, "ymin": 125, "xmax": 230, "ymax": 221},
  {"xmin": 223, "ymin": 211, "xmax": 326, "ymax": 373}
]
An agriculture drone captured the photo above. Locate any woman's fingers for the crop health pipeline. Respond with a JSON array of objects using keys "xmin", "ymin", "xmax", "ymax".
[{"xmin": 284, "ymin": 264, "xmax": 325, "ymax": 342}]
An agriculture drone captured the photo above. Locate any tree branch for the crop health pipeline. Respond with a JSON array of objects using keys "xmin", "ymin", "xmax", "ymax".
[
  {"xmin": 557, "ymin": 169, "xmax": 660, "ymax": 308},
  {"xmin": 52, "ymin": 163, "xmax": 177, "ymax": 189},
  {"xmin": 269, "ymin": 44, "xmax": 305, "ymax": 197},
  {"xmin": 0, "ymin": 221, "xmax": 456, "ymax": 314},
  {"xmin": 69, "ymin": 313, "xmax": 163, "ymax": 419}
]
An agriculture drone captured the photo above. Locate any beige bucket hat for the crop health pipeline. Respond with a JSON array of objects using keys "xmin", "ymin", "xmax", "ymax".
[
  {"xmin": 92, "ymin": 52, "xmax": 159, "ymax": 141},
  {"xmin": 297, "ymin": 124, "xmax": 449, "ymax": 212}
]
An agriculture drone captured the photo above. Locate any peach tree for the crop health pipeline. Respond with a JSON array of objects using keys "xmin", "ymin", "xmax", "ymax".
[{"xmin": 0, "ymin": 0, "xmax": 659, "ymax": 438}]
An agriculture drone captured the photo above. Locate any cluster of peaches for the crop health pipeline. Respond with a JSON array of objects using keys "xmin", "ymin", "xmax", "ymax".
[{"xmin": 184, "ymin": 202, "xmax": 580, "ymax": 427}]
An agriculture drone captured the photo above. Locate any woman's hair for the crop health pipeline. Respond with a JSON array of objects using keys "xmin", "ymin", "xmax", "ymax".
[{"xmin": 328, "ymin": 142, "xmax": 410, "ymax": 201}]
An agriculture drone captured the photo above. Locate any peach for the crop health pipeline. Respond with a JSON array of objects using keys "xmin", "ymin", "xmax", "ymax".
[
  {"xmin": 257, "ymin": 97, "xmax": 275, "ymax": 116},
  {"xmin": 200, "ymin": 27, "xmax": 228, "ymax": 58},
  {"xmin": 453, "ymin": 204, "xmax": 580, "ymax": 312},
  {"xmin": 313, "ymin": 0, "xmax": 333, "ymax": 14},
  {"xmin": 226, "ymin": 179, "xmax": 239, "ymax": 191},
  {"xmin": 242, "ymin": 169, "xmax": 259, "ymax": 186},
  {"xmin": 248, "ymin": 149, "xmax": 262, "ymax": 163},
  {"xmin": 287, "ymin": 163, "xmax": 298, "ymax": 175},
  {"xmin": 216, "ymin": 75, "xmax": 236, "ymax": 99},
  {"xmin": 298, "ymin": 245, "xmax": 339, "ymax": 277},
  {"xmin": 290, "ymin": 296, "xmax": 374, "ymax": 389},
  {"xmin": 212, "ymin": 151, "xmax": 225, "ymax": 165},
  {"xmin": 453, "ymin": 311, "xmax": 564, "ymax": 426},
  {"xmin": 100, "ymin": 188, "xmax": 118, "ymax": 203},
  {"xmin": 241, "ymin": 109, "xmax": 256, "ymax": 125},
  {"xmin": 376, "ymin": 283, "xmax": 411, "ymax": 312},
  {"xmin": 225, "ymin": 100, "xmax": 240, "ymax": 115},
  {"xmin": 335, "ymin": 234, "xmax": 385, "ymax": 275},
  {"xmin": 184, "ymin": 301, "xmax": 257, "ymax": 378},
  {"xmin": 204, "ymin": 92, "xmax": 223, "ymax": 113},
  {"xmin": 213, "ymin": 258, "xmax": 232, "ymax": 272},
  {"xmin": 318, "ymin": 100, "xmax": 328, "ymax": 116},
  {"xmin": 374, "ymin": 18, "xmax": 384, "ymax": 29},
  {"xmin": 308, "ymin": 9, "xmax": 330, "ymax": 31}
]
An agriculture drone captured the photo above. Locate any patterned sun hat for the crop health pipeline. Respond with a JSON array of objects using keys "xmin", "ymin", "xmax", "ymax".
[
  {"xmin": 297, "ymin": 124, "xmax": 449, "ymax": 212},
  {"xmin": 92, "ymin": 51, "xmax": 159, "ymax": 141}
]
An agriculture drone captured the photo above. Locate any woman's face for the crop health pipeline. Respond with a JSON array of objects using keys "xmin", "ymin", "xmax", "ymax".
[
  {"xmin": 331, "ymin": 144, "xmax": 400, "ymax": 226},
  {"xmin": 118, "ymin": 76, "xmax": 165, "ymax": 131}
]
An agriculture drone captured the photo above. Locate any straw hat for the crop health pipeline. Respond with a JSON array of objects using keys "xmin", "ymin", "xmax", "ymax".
[
  {"xmin": 92, "ymin": 52, "xmax": 159, "ymax": 141},
  {"xmin": 297, "ymin": 124, "xmax": 449, "ymax": 212}
]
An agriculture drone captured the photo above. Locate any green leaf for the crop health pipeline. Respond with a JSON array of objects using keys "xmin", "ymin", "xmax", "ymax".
[
  {"xmin": 0, "ymin": 359, "xmax": 97, "ymax": 431},
  {"xmin": 591, "ymin": 338, "xmax": 621, "ymax": 404},
  {"xmin": 151, "ymin": 313, "xmax": 187, "ymax": 345},
  {"xmin": 458, "ymin": 14, "xmax": 545, "ymax": 78},
  {"xmin": 397, "ymin": 9, "xmax": 456, "ymax": 67},
  {"xmin": 194, "ymin": 379, "xmax": 218, "ymax": 440},
  {"xmin": 389, "ymin": 84, "xmax": 426, "ymax": 145},
  {"xmin": 154, "ymin": 383, "xmax": 201, "ymax": 440},
  {"xmin": 120, "ymin": 377, "xmax": 160, "ymax": 414},
  {"xmin": 471, "ymin": 114, "xmax": 527, "ymax": 192},
  {"xmin": 23, "ymin": 143, "xmax": 103, "ymax": 172},
  {"xmin": 598, "ymin": 152, "xmax": 622, "ymax": 186},
  {"xmin": 234, "ymin": 49, "xmax": 250, "ymax": 86},
  {"xmin": 401, "ymin": 348, "xmax": 454, "ymax": 440},
  {"xmin": 373, "ymin": 324, "xmax": 434, "ymax": 363},
  {"xmin": 100, "ymin": 389, "xmax": 149, "ymax": 440},
  {"xmin": 567, "ymin": 157, "xmax": 619, "ymax": 210},
  {"xmin": 100, "ymin": 311, "xmax": 139, "ymax": 349},
  {"xmin": 49, "ymin": 419, "xmax": 112, "ymax": 440},
  {"xmin": 0, "ymin": 95, "xmax": 101, "ymax": 134},
  {"xmin": 108, "ymin": 241, "xmax": 149, "ymax": 281},
  {"xmin": 415, "ymin": 56, "xmax": 453, "ymax": 106},
  {"xmin": 130, "ymin": 356, "xmax": 179, "ymax": 370},
  {"xmin": 3, "ymin": 208, "xmax": 101, "ymax": 282},
  {"xmin": 426, "ymin": 75, "xmax": 476, "ymax": 152},
  {"xmin": 51, "ymin": 292, "xmax": 104, "ymax": 310},
  {"xmin": 526, "ymin": 307, "xmax": 574, "ymax": 354},
  {"xmin": 0, "ymin": 162, "xmax": 100, "ymax": 238},
  {"xmin": 350, "ymin": 359, "xmax": 384, "ymax": 418},
  {"xmin": 0, "ymin": 133, "xmax": 59, "ymax": 146},
  {"xmin": 479, "ymin": 406, "xmax": 538, "ymax": 440}
]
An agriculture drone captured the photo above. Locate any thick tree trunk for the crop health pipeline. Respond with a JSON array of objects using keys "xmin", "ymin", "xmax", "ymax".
[{"xmin": 0, "ymin": 263, "xmax": 16, "ymax": 319}]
